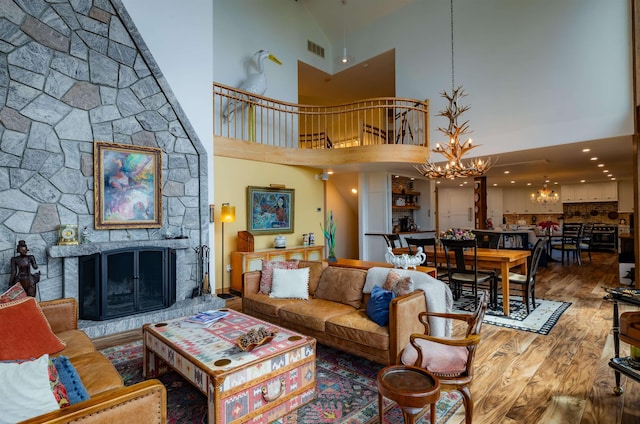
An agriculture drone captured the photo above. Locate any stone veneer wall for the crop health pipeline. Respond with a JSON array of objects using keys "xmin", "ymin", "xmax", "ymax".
[{"xmin": 0, "ymin": 0, "xmax": 209, "ymax": 302}]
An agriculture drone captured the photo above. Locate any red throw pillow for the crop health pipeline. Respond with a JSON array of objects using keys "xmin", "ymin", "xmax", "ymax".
[
  {"xmin": 0, "ymin": 297, "xmax": 66, "ymax": 361},
  {"xmin": 259, "ymin": 260, "xmax": 299, "ymax": 294},
  {"xmin": 0, "ymin": 283, "xmax": 28, "ymax": 304}
]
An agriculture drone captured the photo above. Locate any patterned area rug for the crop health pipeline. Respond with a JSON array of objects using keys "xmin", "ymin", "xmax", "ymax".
[
  {"xmin": 452, "ymin": 294, "xmax": 571, "ymax": 335},
  {"xmin": 101, "ymin": 342, "xmax": 462, "ymax": 424}
]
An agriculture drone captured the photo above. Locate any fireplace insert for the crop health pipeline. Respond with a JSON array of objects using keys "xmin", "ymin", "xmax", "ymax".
[{"xmin": 79, "ymin": 247, "xmax": 176, "ymax": 320}]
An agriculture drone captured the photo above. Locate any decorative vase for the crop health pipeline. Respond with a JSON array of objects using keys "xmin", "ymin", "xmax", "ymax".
[
  {"xmin": 274, "ymin": 235, "xmax": 286, "ymax": 249},
  {"xmin": 384, "ymin": 247, "xmax": 426, "ymax": 270},
  {"xmin": 328, "ymin": 245, "xmax": 337, "ymax": 262}
]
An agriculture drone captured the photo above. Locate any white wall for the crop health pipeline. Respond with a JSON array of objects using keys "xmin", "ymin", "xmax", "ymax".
[
  {"xmin": 120, "ymin": 0, "xmax": 215, "ymax": 252},
  {"xmin": 212, "ymin": 0, "xmax": 331, "ymax": 103},
  {"xmin": 345, "ymin": 0, "xmax": 633, "ymax": 158}
]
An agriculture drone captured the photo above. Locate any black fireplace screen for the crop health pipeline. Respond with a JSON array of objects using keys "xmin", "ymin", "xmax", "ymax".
[{"xmin": 79, "ymin": 247, "xmax": 176, "ymax": 320}]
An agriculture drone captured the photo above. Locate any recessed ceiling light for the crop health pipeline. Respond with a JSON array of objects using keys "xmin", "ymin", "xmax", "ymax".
[
  {"xmin": 351, "ymin": 188, "xmax": 358, "ymax": 194},
  {"xmin": 545, "ymin": 179, "xmax": 550, "ymax": 183},
  {"xmin": 580, "ymin": 179, "xmax": 586, "ymax": 183},
  {"xmin": 607, "ymin": 174, "xmax": 613, "ymax": 177},
  {"xmin": 526, "ymin": 182, "xmax": 531, "ymax": 186},
  {"xmin": 493, "ymin": 183, "xmax": 498, "ymax": 186},
  {"xmin": 590, "ymin": 157, "xmax": 598, "ymax": 161},
  {"xmin": 611, "ymin": 177, "xmax": 616, "ymax": 180},
  {"xmin": 459, "ymin": 183, "xmax": 464, "ymax": 187},
  {"xmin": 582, "ymin": 148, "xmax": 591, "ymax": 152},
  {"xmin": 510, "ymin": 180, "xmax": 515, "ymax": 184},
  {"xmin": 598, "ymin": 164, "xmax": 604, "ymax": 167},
  {"xmin": 504, "ymin": 171, "xmax": 510, "ymax": 174},
  {"xmin": 436, "ymin": 181, "xmax": 440, "ymax": 184},
  {"xmin": 603, "ymin": 170, "xmax": 609, "ymax": 173},
  {"xmin": 554, "ymin": 181, "xmax": 558, "ymax": 185}
]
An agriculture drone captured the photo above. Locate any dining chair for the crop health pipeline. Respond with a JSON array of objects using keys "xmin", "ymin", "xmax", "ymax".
[
  {"xmin": 579, "ymin": 222, "xmax": 594, "ymax": 262},
  {"xmin": 398, "ymin": 291, "xmax": 488, "ymax": 424},
  {"xmin": 472, "ymin": 231, "xmax": 502, "ymax": 249},
  {"xmin": 440, "ymin": 238, "xmax": 497, "ymax": 308},
  {"xmin": 496, "ymin": 238, "xmax": 546, "ymax": 315},
  {"xmin": 383, "ymin": 234, "xmax": 405, "ymax": 254},
  {"xmin": 550, "ymin": 223, "xmax": 583, "ymax": 265},
  {"xmin": 405, "ymin": 237, "xmax": 449, "ymax": 280}
]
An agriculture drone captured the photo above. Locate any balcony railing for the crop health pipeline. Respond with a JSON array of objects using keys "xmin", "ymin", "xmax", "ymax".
[{"xmin": 213, "ymin": 83, "xmax": 429, "ymax": 150}]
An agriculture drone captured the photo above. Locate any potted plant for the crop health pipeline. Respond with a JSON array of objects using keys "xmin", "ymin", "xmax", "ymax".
[{"xmin": 321, "ymin": 210, "xmax": 337, "ymax": 262}]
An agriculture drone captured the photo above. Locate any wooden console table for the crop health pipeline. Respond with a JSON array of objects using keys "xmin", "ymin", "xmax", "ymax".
[{"xmin": 230, "ymin": 245, "xmax": 323, "ymax": 294}]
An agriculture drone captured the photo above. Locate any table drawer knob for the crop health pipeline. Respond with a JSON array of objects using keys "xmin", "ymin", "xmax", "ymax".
[{"xmin": 262, "ymin": 377, "xmax": 286, "ymax": 402}]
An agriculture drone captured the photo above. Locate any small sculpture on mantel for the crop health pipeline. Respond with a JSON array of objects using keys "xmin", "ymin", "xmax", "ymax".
[{"xmin": 9, "ymin": 240, "xmax": 40, "ymax": 297}]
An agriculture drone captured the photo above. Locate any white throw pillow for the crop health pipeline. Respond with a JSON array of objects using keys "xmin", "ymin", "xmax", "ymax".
[
  {"xmin": 269, "ymin": 267, "xmax": 310, "ymax": 299},
  {"xmin": 0, "ymin": 354, "xmax": 60, "ymax": 424}
]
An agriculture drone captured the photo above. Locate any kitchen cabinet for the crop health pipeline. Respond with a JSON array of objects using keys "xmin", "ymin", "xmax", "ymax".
[
  {"xmin": 487, "ymin": 187, "xmax": 503, "ymax": 226},
  {"xmin": 619, "ymin": 180, "xmax": 634, "ymax": 212},
  {"xmin": 230, "ymin": 245, "xmax": 324, "ymax": 294},
  {"xmin": 437, "ymin": 187, "xmax": 473, "ymax": 230},
  {"xmin": 562, "ymin": 182, "xmax": 617, "ymax": 203}
]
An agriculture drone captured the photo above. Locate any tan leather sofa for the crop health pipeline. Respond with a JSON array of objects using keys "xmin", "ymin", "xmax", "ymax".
[
  {"xmin": 242, "ymin": 261, "xmax": 450, "ymax": 365},
  {"xmin": 21, "ymin": 298, "xmax": 166, "ymax": 424}
]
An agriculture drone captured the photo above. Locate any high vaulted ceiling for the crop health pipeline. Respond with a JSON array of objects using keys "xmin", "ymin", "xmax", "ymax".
[{"xmin": 297, "ymin": 0, "xmax": 634, "ymax": 189}]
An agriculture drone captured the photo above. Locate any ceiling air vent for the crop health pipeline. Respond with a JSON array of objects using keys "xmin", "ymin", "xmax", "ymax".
[{"xmin": 307, "ymin": 40, "xmax": 325, "ymax": 58}]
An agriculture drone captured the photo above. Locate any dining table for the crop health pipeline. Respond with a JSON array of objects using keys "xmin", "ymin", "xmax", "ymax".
[{"xmin": 435, "ymin": 247, "xmax": 531, "ymax": 316}]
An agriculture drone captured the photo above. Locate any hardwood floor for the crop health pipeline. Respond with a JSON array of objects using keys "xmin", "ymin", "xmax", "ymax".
[
  {"xmin": 92, "ymin": 250, "xmax": 638, "ymax": 423},
  {"xmin": 446, "ymin": 249, "xmax": 640, "ymax": 424}
]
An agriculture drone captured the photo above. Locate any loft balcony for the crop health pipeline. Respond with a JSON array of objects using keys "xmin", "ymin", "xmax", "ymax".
[{"xmin": 213, "ymin": 83, "xmax": 431, "ymax": 170}]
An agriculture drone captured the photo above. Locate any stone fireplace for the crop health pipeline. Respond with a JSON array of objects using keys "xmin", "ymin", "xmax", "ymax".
[{"xmin": 0, "ymin": 0, "xmax": 224, "ymax": 336}]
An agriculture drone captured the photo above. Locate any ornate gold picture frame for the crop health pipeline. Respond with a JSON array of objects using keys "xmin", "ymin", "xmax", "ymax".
[{"xmin": 94, "ymin": 142, "xmax": 162, "ymax": 229}]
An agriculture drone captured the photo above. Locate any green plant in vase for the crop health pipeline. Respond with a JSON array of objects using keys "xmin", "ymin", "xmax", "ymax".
[{"xmin": 321, "ymin": 210, "xmax": 337, "ymax": 262}]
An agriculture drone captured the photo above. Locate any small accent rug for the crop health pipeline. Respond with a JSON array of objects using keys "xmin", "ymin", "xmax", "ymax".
[
  {"xmin": 452, "ymin": 294, "xmax": 571, "ymax": 335},
  {"xmin": 101, "ymin": 342, "xmax": 462, "ymax": 424}
]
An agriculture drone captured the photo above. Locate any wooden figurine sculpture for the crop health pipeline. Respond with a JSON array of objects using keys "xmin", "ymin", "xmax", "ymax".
[{"xmin": 9, "ymin": 240, "xmax": 40, "ymax": 297}]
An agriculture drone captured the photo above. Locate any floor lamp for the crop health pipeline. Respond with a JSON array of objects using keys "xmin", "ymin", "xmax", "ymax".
[{"xmin": 219, "ymin": 203, "xmax": 235, "ymax": 299}]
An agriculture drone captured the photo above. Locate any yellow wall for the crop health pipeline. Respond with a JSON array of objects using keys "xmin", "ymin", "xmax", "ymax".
[{"xmin": 213, "ymin": 156, "xmax": 325, "ymax": 292}]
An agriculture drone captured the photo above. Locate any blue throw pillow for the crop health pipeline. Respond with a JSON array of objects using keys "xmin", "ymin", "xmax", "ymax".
[
  {"xmin": 366, "ymin": 285, "xmax": 396, "ymax": 326},
  {"xmin": 52, "ymin": 356, "xmax": 90, "ymax": 405}
]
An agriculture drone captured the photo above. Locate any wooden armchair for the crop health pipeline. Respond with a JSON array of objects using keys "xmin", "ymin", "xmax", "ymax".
[{"xmin": 398, "ymin": 291, "xmax": 488, "ymax": 424}]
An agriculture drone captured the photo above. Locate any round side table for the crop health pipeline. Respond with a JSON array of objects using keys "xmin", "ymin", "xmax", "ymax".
[{"xmin": 377, "ymin": 365, "xmax": 441, "ymax": 424}]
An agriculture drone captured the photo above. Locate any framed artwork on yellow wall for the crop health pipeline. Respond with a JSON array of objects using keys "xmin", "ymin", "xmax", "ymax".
[{"xmin": 247, "ymin": 186, "xmax": 294, "ymax": 235}]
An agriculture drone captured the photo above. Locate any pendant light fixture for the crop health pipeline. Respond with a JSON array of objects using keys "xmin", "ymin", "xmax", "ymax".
[
  {"xmin": 415, "ymin": 0, "xmax": 493, "ymax": 179},
  {"xmin": 337, "ymin": 0, "xmax": 354, "ymax": 65}
]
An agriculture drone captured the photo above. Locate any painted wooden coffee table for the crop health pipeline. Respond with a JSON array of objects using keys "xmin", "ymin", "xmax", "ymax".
[{"xmin": 143, "ymin": 309, "xmax": 316, "ymax": 423}]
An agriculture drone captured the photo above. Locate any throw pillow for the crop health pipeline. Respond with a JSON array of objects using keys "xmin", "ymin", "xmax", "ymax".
[
  {"xmin": 314, "ymin": 267, "xmax": 367, "ymax": 309},
  {"xmin": 0, "ymin": 297, "xmax": 66, "ymax": 361},
  {"xmin": 259, "ymin": 260, "xmax": 299, "ymax": 294},
  {"xmin": 366, "ymin": 285, "xmax": 396, "ymax": 326},
  {"xmin": 47, "ymin": 357, "xmax": 71, "ymax": 409},
  {"xmin": 269, "ymin": 267, "xmax": 310, "ymax": 299},
  {"xmin": 383, "ymin": 270, "xmax": 414, "ymax": 297},
  {"xmin": 297, "ymin": 261, "xmax": 329, "ymax": 295},
  {"xmin": 0, "ymin": 355, "xmax": 61, "ymax": 423},
  {"xmin": 52, "ymin": 356, "xmax": 90, "ymax": 405},
  {"xmin": 0, "ymin": 282, "xmax": 28, "ymax": 304}
]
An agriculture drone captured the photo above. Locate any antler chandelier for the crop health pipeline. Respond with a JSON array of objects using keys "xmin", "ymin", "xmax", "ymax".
[
  {"xmin": 415, "ymin": 0, "xmax": 493, "ymax": 180},
  {"xmin": 415, "ymin": 87, "xmax": 492, "ymax": 179},
  {"xmin": 531, "ymin": 182, "xmax": 559, "ymax": 205}
]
